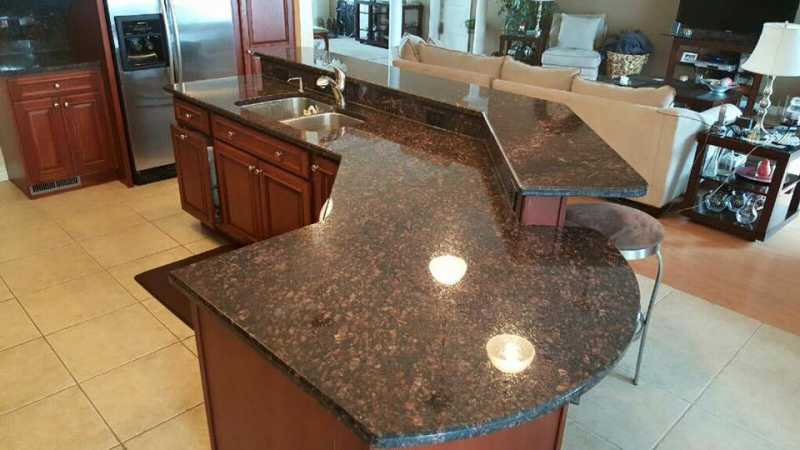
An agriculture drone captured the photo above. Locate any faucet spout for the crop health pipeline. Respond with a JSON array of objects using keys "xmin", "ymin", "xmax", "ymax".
[{"xmin": 316, "ymin": 65, "xmax": 347, "ymax": 110}]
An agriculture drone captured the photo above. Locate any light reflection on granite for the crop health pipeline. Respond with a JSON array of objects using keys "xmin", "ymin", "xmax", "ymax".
[{"xmin": 167, "ymin": 72, "xmax": 642, "ymax": 447}]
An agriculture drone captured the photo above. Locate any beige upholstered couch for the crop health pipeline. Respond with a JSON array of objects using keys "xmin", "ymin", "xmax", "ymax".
[{"xmin": 394, "ymin": 42, "xmax": 741, "ymax": 209}]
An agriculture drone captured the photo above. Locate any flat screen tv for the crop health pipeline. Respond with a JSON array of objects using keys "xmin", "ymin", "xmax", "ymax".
[{"xmin": 677, "ymin": 0, "xmax": 799, "ymax": 36}]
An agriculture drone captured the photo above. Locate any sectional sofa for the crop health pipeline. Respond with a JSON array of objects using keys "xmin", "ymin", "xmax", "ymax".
[{"xmin": 394, "ymin": 41, "xmax": 742, "ymax": 210}]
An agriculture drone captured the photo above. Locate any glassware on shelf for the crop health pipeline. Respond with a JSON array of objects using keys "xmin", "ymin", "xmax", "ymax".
[
  {"xmin": 702, "ymin": 188, "xmax": 728, "ymax": 213},
  {"xmin": 735, "ymin": 194, "xmax": 766, "ymax": 225},
  {"xmin": 717, "ymin": 149, "xmax": 747, "ymax": 178},
  {"xmin": 725, "ymin": 190, "xmax": 749, "ymax": 212}
]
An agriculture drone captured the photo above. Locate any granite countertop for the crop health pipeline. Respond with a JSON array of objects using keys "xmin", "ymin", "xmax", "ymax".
[
  {"xmin": 167, "ymin": 69, "xmax": 642, "ymax": 448},
  {"xmin": 0, "ymin": 51, "xmax": 100, "ymax": 75}
]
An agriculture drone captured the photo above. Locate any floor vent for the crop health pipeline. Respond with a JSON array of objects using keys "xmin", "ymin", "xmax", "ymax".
[{"xmin": 29, "ymin": 176, "xmax": 81, "ymax": 196}]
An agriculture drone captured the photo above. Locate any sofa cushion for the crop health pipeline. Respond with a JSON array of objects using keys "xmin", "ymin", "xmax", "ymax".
[
  {"xmin": 393, "ymin": 59, "xmax": 494, "ymax": 87},
  {"xmin": 417, "ymin": 44, "xmax": 504, "ymax": 78},
  {"xmin": 558, "ymin": 14, "xmax": 603, "ymax": 50},
  {"xmin": 399, "ymin": 33, "xmax": 425, "ymax": 61},
  {"xmin": 541, "ymin": 47, "xmax": 602, "ymax": 69},
  {"xmin": 572, "ymin": 78, "xmax": 676, "ymax": 108},
  {"xmin": 499, "ymin": 58, "xmax": 579, "ymax": 91},
  {"xmin": 492, "ymin": 79, "xmax": 573, "ymax": 104}
]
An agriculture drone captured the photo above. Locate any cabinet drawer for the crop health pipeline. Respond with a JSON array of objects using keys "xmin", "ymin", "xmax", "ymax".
[
  {"xmin": 174, "ymin": 99, "xmax": 211, "ymax": 134},
  {"xmin": 8, "ymin": 69, "xmax": 99, "ymax": 101},
  {"xmin": 212, "ymin": 115, "xmax": 309, "ymax": 178}
]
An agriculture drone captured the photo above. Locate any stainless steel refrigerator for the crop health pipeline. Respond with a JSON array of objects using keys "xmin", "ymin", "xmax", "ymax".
[{"xmin": 106, "ymin": 0, "xmax": 238, "ymax": 183}]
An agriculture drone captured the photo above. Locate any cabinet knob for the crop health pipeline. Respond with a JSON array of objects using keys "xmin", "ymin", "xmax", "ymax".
[
  {"xmin": 53, "ymin": 102, "xmax": 60, "ymax": 108},
  {"xmin": 255, "ymin": 168, "xmax": 263, "ymax": 175},
  {"xmin": 311, "ymin": 164, "xmax": 320, "ymax": 172},
  {"xmin": 184, "ymin": 112, "xmax": 193, "ymax": 120},
  {"xmin": 63, "ymin": 101, "xmax": 70, "ymax": 108},
  {"xmin": 274, "ymin": 151, "xmax": 283, "ymax": 159},
  {"xmin": 247, "ymin": 49, "xmax": 255, "ymax": 56},
  {"xmin": 179, "ymin": 133, "xmax": 188, "ymax": 140},
  {"xmin": 227, "ymin": 130, "xmax": 235, "ymax": 138},
  {"xmin": 248, "ymin": 165, "xmax": 255, "ymax": 172},
  {"xmin": 54, "ymin": 82, "xmax": 61, "ymax": 89}
]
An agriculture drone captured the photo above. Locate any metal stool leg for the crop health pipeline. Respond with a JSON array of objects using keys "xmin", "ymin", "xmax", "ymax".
[{"xmin": 633, "ymin": 247, "xmax": 662, "ymax": 386}]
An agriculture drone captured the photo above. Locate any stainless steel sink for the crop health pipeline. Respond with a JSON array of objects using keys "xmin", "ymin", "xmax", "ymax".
[
  {"xmin": 280, "ymin": 112, "xmax": 364, "ymax": 132},
  {"xmin": 239, "ymin": 97, "xmax": 333, "ymax": 121}
]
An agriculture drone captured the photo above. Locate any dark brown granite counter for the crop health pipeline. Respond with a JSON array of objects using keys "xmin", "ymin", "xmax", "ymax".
[
  {"xmin": 0, "ymin": 52, "xmax": 99, "ymax": 75},
  {"xmin": 167, "ymin": 69, "xmax": 642, "ymax": 448}
]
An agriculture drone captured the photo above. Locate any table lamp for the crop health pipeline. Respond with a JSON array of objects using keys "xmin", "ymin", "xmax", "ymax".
[{"xmin": 742, "ymin": 22, "xmax": 800, "ymax": 143}]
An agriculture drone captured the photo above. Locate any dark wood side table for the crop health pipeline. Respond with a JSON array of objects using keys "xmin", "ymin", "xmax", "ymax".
[
  {"xmin": 497, "ymin": 32, "xmax": 549, "ymax": 66},
  {"xmin": 682, "ymin": 132, "xmax": 800, "ymax": 241}
]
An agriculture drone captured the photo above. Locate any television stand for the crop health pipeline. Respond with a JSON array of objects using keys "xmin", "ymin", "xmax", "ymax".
[{"xmin": 664, "ymin": 33, "xmax": 762, "ymax": 115}]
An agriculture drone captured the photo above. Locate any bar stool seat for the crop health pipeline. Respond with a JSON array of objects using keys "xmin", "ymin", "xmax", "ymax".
[{"xmin": 566, "ymin": 203, "xmax": 665, "ymax": 386}]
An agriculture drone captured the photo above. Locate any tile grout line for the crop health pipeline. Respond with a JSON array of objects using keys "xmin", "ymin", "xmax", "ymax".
[
  {"xmin": 651, "ymin": 322, "xmax": 765, "ymax": 449},
  {"xmin": 117, "ymin": 401, "xmax": 205, "ymax": 447}
]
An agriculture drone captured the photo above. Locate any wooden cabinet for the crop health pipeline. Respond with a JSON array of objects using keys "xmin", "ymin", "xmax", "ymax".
[
  {"xmin": 260, "ymin": 161, "xmax": 311, "ymax": 237},
  {"xmin": 5, "ymin": 68, "xmax": 117, "ymax": 194},
  {"xmin": 238, "ymin": 0, "xmax": 295, "ymax": 75},
  {"xmin": 13, "ymin": 97, "xmax": 74, "ymax": 183},
  {"xmin": 216, "ymin": 141, "xmax": 264, "ymax": 243},
  {"xmin": 172, "ymin": 125, "xmax": 215, "ymax": 226},
  {"xmin": 62, "ymin": 91, "xmax": 114, "ymax": 176},
  {"xmin": 312, "ymin": 156, "xmax": 338, "ymax": 221}
]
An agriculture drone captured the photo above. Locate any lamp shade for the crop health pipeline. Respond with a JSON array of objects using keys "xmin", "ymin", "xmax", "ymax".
[{"xmin": 742, "ymin": 22, "xmax": 800, "ymax": 77}]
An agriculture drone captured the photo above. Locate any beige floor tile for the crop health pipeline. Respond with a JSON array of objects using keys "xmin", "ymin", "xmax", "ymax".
[
  {"xmin": 120, "ymin": 179, "xmax": 178, "ymax": 203},
  {"xmin": 143, "ymin": 298, "xmax": 194, "ymax": 340},
  {"xmin": 563, "ymin": 421, "xmax": 621, "ymax": 450},
  {"xmin": 57, "ymin": 204, "xmax": 147, "ymax": 241},
  {"xmin": 618, "ymin": 290, "xmax": 760, "ymax": 402},
  {"xmin": 0, "ymin": 386, "xmax": 118, "ymax": 450},
  {"xmin": 184, "ymin": 234, "xmax": 231, "ymax": 255},
  {"xmin": 33, "ymin": 182, "xmax": 131, "ymax": 219},
  {"xmin": 0, "ymin": 201, "xmax": 49, "ymax": 229},
  {"xmin": 570, "ymin": 373, "xmax": 690, "ymax": 450},
  {"xmin": 48, "ymin": 304, "xmax": 176, "ymax": 381},
  {"xmin": 0, "ymin": 220, "xmax": 73, "ymax": 264},
  {"xmin": 0, "ymin": 181, "xmax": 27, "ymax": 204},
  {"xmin": 0, "ymin": 338, "xmax": 74, "ymax": 414},
  {"xmin": 82, "ymin": 343, "xmax": 203, "ymax": 441},
  {"xmin": 17, "ymin": 272, "xmax": 137, "ymax": 335},
  {"xmin": 635, "ymin": 273, "xmax": 673, "ymax": 312},
  {"xmin": 153, "ymin": 212, "xmax": 215, "ymax": 245},
  {"xmin": 0, "ymin": 300, "xmax": 40, "ymax": 351},
  {"xmin": 732, "ymin": 324, "xmax": 800, "ymax": 376},
  {"xmin": 695, "ymin": 359, "xmax": 800, "ymax": 450},
  {"xmin": 108, "ymin": 247, "xmax": 192, "ymax": 300},
  {"xmin": 657, "ymin": 405, "xmax": 782, "ymax": 450},
  {"xmin": 0, "ymin": 243, "xmax": 102, "ymax": 294},
  {"xmin": 182, "ymin": 337, "xmax": 198, "ymax": 356},
  {"xmin": 126, "ymin": 193, "xmax": 183, "ymax": 221},
  {"xmin": 0, "ymin": 277, "xmax": 13, "ymax": 301},
  {"xmin": 123, "ymin": 404, "xmax": 210, "ymax": 450},
  {"xmin": 79, "ymin": 222, "xmax": 179, "ymax": 268}
]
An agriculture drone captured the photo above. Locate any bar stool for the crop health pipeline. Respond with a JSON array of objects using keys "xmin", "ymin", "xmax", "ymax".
[{"xmin": 566, "ymin": 203, "xmax": 664, "ymax": 386}]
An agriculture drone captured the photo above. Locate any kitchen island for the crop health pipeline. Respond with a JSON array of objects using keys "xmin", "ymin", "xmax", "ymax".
[{"xmin": 166, "ymin": 48, "xmax": 646, "ymax": 450}]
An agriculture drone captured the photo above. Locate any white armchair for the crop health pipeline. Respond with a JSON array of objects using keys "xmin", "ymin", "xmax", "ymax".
[{"xmin": 541, "ymin": 13, "xmax": 607, "ymax": 80}]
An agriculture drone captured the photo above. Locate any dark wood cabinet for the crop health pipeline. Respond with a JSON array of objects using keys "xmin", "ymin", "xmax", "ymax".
[
  {"xmin": 13, "ymin": 97, "xmax": 74, "ymax": 183},
  {"xmin": 259, "ymin": 161, "xmax": 311, "ymax": 237},
  {"xmin": 238, "ymin": 0, "xmax": 295, "ymax": 75},
  {"xmin": 172, "ymin": 125, "xmax": 215, "ymax": 226},
  {"xmin": 312, "ymin": 156, "xmax": 338, "ymax": 221},
  {"xmin": 63, "ymin": 91, "xmax": 115, "ymax": 176},
  {"xmin": 216, "ymin": 141, "xmax": 264, "ymax": 243}
]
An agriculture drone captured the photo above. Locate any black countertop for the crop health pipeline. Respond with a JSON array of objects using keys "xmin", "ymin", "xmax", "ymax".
[
  {"xmin": 0, "ymin": 51, "xmax": 99, "ymax": 76},
  {"xmin": 167, "ymin": 67, "xmax": 642, "ymax": 448}
]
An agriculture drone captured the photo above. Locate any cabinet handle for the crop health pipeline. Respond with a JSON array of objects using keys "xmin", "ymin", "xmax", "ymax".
[
  {"xmin": 54, "ymin": 82, "xmax": 61, "ymax": 89},
  {"xmin": 254, "ymin": 168, "xmax": 263, "ymax": 175},
  {"xmin": 274, "ymin": 151, "xmax": 283, "ymax": 159},
  {"xmin": 179, "ymin": 133, "xmax": 188, "ymax": 140},
  {"xmin": 311, "ymin": 164, "xmax": 320, "ymax": 172},
  {"xmin": 184, "ymin": 112, "xmax": 193, "ymax": 120},
  {"xmin": 248, "ymin": 165, "xmax": 255, "ymax": 172},
  {"xmin": 227, "ymin": 130, "xmax": 235, "ymax": 138},
  {"xmin": 53, "ymin": 102, "xmax": 60, "ymax": 108}
]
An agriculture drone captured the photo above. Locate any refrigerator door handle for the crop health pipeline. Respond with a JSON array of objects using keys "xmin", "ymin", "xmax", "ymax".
[
  {"xmin": 164, "ymin": 0, "xmax": 184, "ymax": 83},
  {"xmin": 159, "ymin": 0, "xmax": 179, "ymax": 84}
]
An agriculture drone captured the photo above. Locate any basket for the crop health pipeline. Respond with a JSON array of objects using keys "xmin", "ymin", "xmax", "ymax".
[{"xmin": 606, "ymin": 51, "xmax": 649, "ymax": 77}]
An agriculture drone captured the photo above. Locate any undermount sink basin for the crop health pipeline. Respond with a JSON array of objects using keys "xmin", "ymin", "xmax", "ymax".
[
  {"xmin": 280, "ymin": 112, "xmax": 364, "ymax": 132},
  {"xmin": 239, "ymin": 96, "xmax": 333, "ymax": 121}
]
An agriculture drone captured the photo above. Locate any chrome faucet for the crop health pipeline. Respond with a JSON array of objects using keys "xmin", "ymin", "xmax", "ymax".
[
  {"xmin": 316, "ymin": 66, "xmax": 346, "ymax": 110},
  {"xmin": 287, "ymin": 76, "xmax": 304, "ymax": 93}
]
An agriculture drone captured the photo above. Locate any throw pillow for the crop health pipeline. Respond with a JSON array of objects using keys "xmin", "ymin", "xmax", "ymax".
[
  {"xmin": 499, "ymin": 58, "xmax": 579, "ymax": 91},
  {"xmin": 558, "ymin": 14, "xmax": 603, "ymax": 51},
  {"xmin": 572, "ymin": 78, "xmax": 676, "ymax": 108},
  {"xmin": 399, "ymin": 33, "xmax": 425, "ymax": 61}
]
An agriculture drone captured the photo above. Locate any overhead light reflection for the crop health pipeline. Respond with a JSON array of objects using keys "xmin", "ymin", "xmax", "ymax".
[
  {"xmin": 486, "ymin": 334, "xmax": 536, "ymax": 374},
  {"xmin": 428, "ymin": 255, "xmax": 467, "ymax": 286},
  {"xmin": 319, "ymin": 198, "xmax": 333, "ymax": 222}
]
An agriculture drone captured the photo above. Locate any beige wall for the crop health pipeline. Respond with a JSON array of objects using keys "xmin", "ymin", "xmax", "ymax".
[{"xmin": 484, "ymin": 0, "xmax": 800, "ymax": 101}]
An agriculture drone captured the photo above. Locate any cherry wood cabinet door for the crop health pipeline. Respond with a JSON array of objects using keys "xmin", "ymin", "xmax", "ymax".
[
  {"xmin": 172, "ymin": 125, "xmax": 214, "ymax": 226},
  {"xmin": 311, "ymin": 157, "xmax": 338, "ymax": 222},
  {"xmin": 215, "ymin": 141, "xmax": 264, "ymax": 243},
  {"xmin": 13, "ymin": 97, "xmax": 74, "ymax": 183},
  {"xmin": 62, "ymin": 91, "xmax": 115, "ymax": 176},
  {"xmin": 239, "ymin": 0, "xmax": 295, "ymax": 75},
  {"xmin": 259, "ymin": 161, "xmax": 311, "ymax": 238}
]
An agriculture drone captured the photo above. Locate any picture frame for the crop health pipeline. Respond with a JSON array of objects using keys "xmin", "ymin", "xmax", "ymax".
[{"xmin": 680, "ymin": 51, "xmax": 699, "ymax": 63}]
